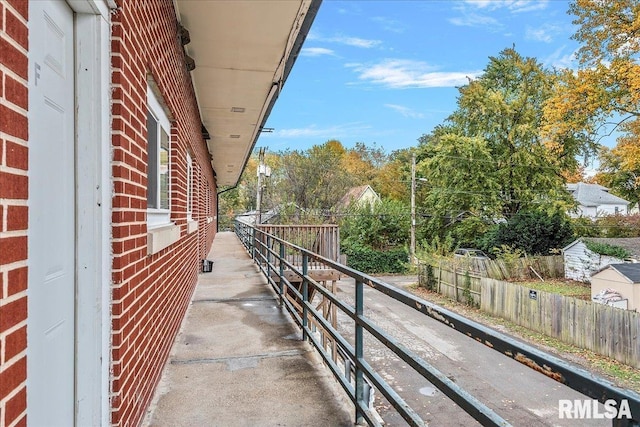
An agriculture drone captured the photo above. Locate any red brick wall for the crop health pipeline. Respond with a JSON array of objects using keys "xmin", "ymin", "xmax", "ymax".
[
  {"xmin": 0, "ymin": 0, "xmax": 29, "ymax": 426},
  {"xmin": 110, "ymin": 1, "xmax": 216, "ymax": 425}
]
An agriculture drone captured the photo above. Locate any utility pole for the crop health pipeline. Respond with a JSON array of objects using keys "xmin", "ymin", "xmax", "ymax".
[
  {"xmin": 410, "ymin": 153, "xmax": 416, "ymax": 262},
  {"xmin": 256, "ymin": 147, "xmax": 265, "ymax": 225}
]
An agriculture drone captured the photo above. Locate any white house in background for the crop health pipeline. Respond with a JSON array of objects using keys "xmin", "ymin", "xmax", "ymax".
[
  {"xmin": 591, "ymin": 263, "xmax": 640, "ymax": 311},
  {"xmin": 567, "ymin": 182, "xmax": 630, "ymax": 218},
  {"xmin": 563, "ymin": 237, "xmax": 640, "ymax": 282},
  {"xmin": 336, "ymin": 185, "xmax": 381, "ymax": 210}
]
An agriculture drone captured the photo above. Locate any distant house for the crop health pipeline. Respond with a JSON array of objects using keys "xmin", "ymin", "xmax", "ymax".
[
  {"xmin": 591, "ymin": 263, "xmax": 640, "ymax": 311},
  {"xmin": 336, "ymin": 185, "xmax": 381, "ymax": 210},
  {"xmin": 567, "ymin": 182, "xmax": 630, "ymax": 218},
  {"xmin": 563, "ymin": 237, "xmax": 640, "ymax": 282}
]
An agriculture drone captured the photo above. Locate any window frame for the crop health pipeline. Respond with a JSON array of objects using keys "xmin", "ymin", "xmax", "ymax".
[
  {"xmin": 146, "ymin": 85, "xmax": 172, "ymax": 229},
  {"xmin": 186, "ymin": 152, "xmax": 194, "ymax": 221}
]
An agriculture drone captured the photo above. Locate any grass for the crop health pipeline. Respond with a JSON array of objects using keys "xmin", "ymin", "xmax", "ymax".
[{"xmin": 408, "ymin": 283, "xmax": 640, "ymax": 393}]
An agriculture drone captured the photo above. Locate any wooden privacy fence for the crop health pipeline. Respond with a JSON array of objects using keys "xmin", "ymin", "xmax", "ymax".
[
  {"xmin": 418, "ymin": 263, "xmax": 483, "ymax": 307},
  {"xmin": 451, "ymin": 255, "xmax": 565, "ymax": 281},
  {"xmin": 418, "ymin": 262, "xmax": 640, "ymax": 368},
  {"xmin": 480, "ymin": 255, "xmax": 565, "ymax": 280},
  {"xmin": 481, "ymin": 279, "xmax": 640, "ymax": 369}
]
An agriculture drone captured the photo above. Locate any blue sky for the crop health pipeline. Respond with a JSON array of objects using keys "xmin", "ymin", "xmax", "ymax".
[{"xmin": 260, "ymin": 0, "xmax": 585, "ymax": 155}]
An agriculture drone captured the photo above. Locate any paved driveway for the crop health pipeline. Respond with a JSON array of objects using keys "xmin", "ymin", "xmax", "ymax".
[{"xmin": 331, "ymin": 275, "xmax": 610, "ymax": 426}]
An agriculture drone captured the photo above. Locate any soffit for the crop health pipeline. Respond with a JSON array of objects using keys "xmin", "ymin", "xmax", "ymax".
[{"xmin": 175, "ymin": 0, "xmax": 319, "ymax": 186}]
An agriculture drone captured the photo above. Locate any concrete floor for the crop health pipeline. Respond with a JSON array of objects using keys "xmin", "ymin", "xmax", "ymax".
[{"xmin": 143, "ymin": 232, "xmax": 354, "ymax": 427}]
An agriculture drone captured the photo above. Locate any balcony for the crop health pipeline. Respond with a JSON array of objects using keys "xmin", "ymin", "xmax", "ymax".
[{"xmin": 145, "ymin": 224, "xmax": 640, "ymax": 426}]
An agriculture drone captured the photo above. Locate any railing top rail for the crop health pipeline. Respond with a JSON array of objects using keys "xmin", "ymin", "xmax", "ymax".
[{"xmin": 256, "ymin": 224, "xmax": 339, "ymax": 229}]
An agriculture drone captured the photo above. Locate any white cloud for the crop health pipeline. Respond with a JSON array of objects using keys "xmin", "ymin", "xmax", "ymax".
[
  {"xmin": 349, "ymin": 59, "xmax": 481, "ymax": 89},
  {"xmin": 301, "ymin": 47, "xmax": 335, "ymax": 57},
  {"xmin": 543, "ymin": 46, "xmax": 578, "ymax": 69},
  {"xmin": 371, "ymin": 16, "xmax": 406, "ymax": 33},
  {"xmin": 330, "ymin": 35, "xmax": 381, "ymax": 48},
  {"xmin": 525, "ymin": 23, "xmax": 562, "ymax": 43},
  {"xmin": 307, "ymin": 31, "xmax": 381, "ymax": 49},
  {"xmin": 449, "ymin": 13, "xmax": 500, "ymax": 28},
  {"xmin": 462, "ymin": 0, "xmax": 549, "ymax": 13},
  {"xmin": 385, "ymin": 104, "xmax": 424, "ymax": 119},
  {"xmin": 270, "ymin": 123, "xmax": 372, "ymax": 139},
  {"xmin": 450, "ymin": 0, "xmax": 549, "ymax": 29}
]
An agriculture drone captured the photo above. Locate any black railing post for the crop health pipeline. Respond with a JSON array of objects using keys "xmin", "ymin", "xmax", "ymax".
[
  {"xmin": 355, "ymin": 279, "xmax": 365, "ymax": 425},
  {"xmin": 278, "ymin": 241, "xmax": 285, "ymax": 304},
  {"xmin": 302, "ymin": 253, "xmax": 308, "ymax": 342},
  {"xmin": 251, "ymin": 226, "xmax": 256, "ymax": 260},
  {"xmin": 266, "ymin": 235, "xmax": 271, "ymax": 280}
]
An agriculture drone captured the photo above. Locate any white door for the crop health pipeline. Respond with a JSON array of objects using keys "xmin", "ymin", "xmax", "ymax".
[{"xmin": 28, "ymin": 1, "xmax": 76, "ymax": 425}]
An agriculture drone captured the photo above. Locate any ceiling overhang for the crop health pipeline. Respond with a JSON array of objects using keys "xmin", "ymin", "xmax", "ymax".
[{"xmin": 174, "ymin": 0, "xmax": 321, "ymax": 187}]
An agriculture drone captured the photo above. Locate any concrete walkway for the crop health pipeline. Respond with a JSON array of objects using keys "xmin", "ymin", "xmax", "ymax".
[{"xmin": 143, "ymin": 231, "xmax": 354, "ymax": 427}]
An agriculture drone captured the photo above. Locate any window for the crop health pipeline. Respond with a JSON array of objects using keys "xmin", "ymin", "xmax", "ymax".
[
  {"xmin": 147, "ymin": 86, "xmax": 172, "ymax": 228},
  {"xmin": 186, "ymin": 153, "xmax": 193, "ymax": 220}
]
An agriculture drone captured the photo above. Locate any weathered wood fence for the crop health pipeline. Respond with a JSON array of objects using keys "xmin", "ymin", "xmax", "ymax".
[
  {"xmin": 256, "ymin": 224, "xmax": 340, "ymax": 269},
  {"xmin": 482, "ymin": 279, "xmax": 640, "ymax": 369},
  {"xmin": 418, "ymin": 263, "xmax": 483, "ymax": 307},
  {"xmin": 419, "ymin": 263, "xmax": 640, "ymax": 369}
]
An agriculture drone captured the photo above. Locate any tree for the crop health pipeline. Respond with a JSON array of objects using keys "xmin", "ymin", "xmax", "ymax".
[
  {"xmin": 277, "ymin": 140, "xmax": 357, "ymax": 210},
  {"xmin": 340, "ymin": 198, "xmax": 409, "ymax": 251},
  {"xmin": 544, "ymin": 1, "xmax": 640, "ymax": 200},
  {"xmin": 478, "ymin": 210, "xmax": 574, "ymax": 256},
  {"xmin": 373, "ymin": 148, "xmax": 413, "ymax": 202},
  {"xmin": 419, "ymin": 48, "xmax": 580, "ymax": 245},
  {"xmin": 596, "ymin": 213, "xmax": 640, "ymax": 238},
  {"xmin": 594, "ymin": 145, "xmax": 640, "ymax": 209}
]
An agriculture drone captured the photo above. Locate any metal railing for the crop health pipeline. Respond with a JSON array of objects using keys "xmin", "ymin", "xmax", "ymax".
[{"xmin": 235, "ymin": 221, "xmax": 640, "ymax": 426}]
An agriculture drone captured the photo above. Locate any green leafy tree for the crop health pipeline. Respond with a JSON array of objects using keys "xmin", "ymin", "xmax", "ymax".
[
  {"xmin": 340, "ymin": 198, "xmax": 409, "ymax": 251},
  {"xmin": 419, "ymin": 47, "xmax": 581, "ymax": 244},
  {"xmin": 594, "ymin": 144, "xmax": 640, "ymax": 210},
  {"xmin": 478, "ymin": 210, "xmax": 574, "ymax": 256},
  {"xmin": 277, "ymin": 140, "xmax": 357, "ymax": 210}
]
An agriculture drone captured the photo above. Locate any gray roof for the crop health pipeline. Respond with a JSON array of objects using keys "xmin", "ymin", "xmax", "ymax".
[
  {"xmin": 567, "ymin": 182, "xmax": 629, "ymax": 207},
  {"xmin": 585, "ymin": 238, "xmax": 640, "ymax": 260},
  {"xmin": 605, "ymin": 263, "xmax": 640, "ymax": 283}
]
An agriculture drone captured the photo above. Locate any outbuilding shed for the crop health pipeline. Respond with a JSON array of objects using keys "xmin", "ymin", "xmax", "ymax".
[
  {"xmin": 562, "ymin": 237, "xmax": 640, "ymax": 282},
  {"xmin": 591, "ymin": 263, "xmax": 640, "ymax": 311}
]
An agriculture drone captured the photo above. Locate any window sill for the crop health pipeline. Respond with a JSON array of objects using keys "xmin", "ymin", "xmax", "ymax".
[
  {"xmin": 187, "ymin": 219, "xmax": 198, "ymax": 234},
  {"xmin": 147, "ymin": 223, "xmax": 180, "ymax": 255}
]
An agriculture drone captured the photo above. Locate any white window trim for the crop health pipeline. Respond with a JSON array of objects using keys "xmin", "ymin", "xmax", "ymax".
[
  {"xmin": 186, "ymin": 152, "xmax": 193, "ymax": 221},
  {"xmin": 147, "ymin": 85, "xmax": 172, "ymax": 229},
  {"xmin": 186, "ymin": 153, "xmax": 198, "ymax": 234}
]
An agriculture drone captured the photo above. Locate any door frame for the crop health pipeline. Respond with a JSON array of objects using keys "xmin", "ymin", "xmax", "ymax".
[{"xmin": 68, "ymin": 1, "xmax": 113, "ymax": 425}]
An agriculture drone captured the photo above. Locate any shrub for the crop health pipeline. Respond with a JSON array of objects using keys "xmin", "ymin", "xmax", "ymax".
[
  {"xmin": 596, "ymin": 214, "xmax": 640, "ymax": 237},
  {"xmin": 585, "ymin": 241, "xmax": 631, "ymax": 259},
  {"xmin": 343, "ymin": 244, "xmax": 408, "ymax": 274},
  {"xmin": 478, "ymin": 210, "xmax": 574, "ymax": 256}
]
